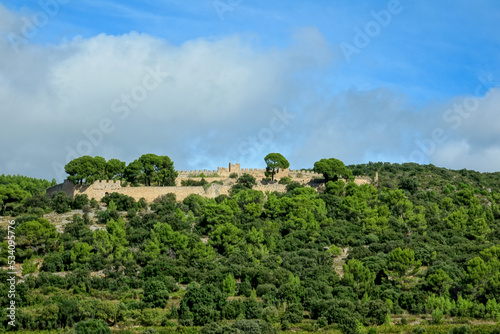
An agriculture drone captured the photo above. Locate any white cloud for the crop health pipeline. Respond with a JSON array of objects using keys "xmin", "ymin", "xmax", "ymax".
[
  {"xmin": 430, "ymin": 88, "xmax": 500, "ymax": 172},
  {"xmin": 0, "ymin": 8, "xmax": 334, "ymax": 180},
  {"xmin": 1, "ymin": 4, "xmax": 499, "ymax": 182}
]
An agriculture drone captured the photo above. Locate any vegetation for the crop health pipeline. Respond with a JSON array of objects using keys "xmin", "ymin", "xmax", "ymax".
[
  {"xmin": 0, "ymin": 175, "xmax": 55, "ymax": 216},
  {"xmin": 314, "ymin": 157, "xmax": 354, "ymax": 182},
  {"xmin": 1, "ymin": 158, "xmax": 500, "ymax": 333},
  {"xmin": 181, "ymin": 178, "xmax": 209, "ymax": 187},
  {"xmin": 264, "ymin": 153, "xmax": 290, "ymax": 181},
  {"xmin": 64, "ymin": 154, "xmax": 177, "ymax": 186}
]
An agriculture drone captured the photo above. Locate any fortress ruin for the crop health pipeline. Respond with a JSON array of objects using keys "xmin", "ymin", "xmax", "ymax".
[{"xmin": 47, "ymin": 163, "xmax": 373, "ymax": 202}]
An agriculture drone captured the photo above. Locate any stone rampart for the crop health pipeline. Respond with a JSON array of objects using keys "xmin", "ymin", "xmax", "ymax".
[
  {"xmin": 46, "ymin": 162, "xmax": 373, "ymax": 203},
  {"xmin": 354, "ymin": 176, "xmax": 372, "ymax": 185},
  {"xmin": 47, "ymin": 180, "xmax": 284, "ymax": 203}
]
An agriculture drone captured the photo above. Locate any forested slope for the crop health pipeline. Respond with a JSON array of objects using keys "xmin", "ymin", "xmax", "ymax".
[{"xmin": 0, "ymin": 162, "xmax": 500, "ymax": 334}]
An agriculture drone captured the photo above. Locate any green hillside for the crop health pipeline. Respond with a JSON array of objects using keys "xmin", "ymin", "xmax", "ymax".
[{"xmin": 1, "ymin": 160, "xmax": 500, "ymax": 334}]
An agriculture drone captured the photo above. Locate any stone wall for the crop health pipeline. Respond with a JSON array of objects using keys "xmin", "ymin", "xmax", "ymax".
[
  {"xmin": 47, "ymin": 180, "xmax": 287, "ymax": 202},
  {"xmin": 46, "ymin": 162, "xmax": 374, "ymax": 203},
  {"xmin": 353, "ymin": 176, "xmax": 372, "ymax": 185},
  {"xmin": 178, "ymin": 162, "xmax": 290, "ymax": 180}
]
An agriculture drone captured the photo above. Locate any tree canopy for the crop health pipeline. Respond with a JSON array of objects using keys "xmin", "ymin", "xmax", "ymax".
[
  {"xmin": 125, "ymin": 154, "xmax": 177, "ymax": 186},
  {"xmin": 64, "ymin": 154, "xmax": 177, "ymax": 186},
  {"xmin": 64, "ymin": 156, "xmax": 108, "ymax": 184},
  {"xmin": 3, "ymin": 160, "xmax": 500, "ymax": 333},
  {"xmin": 264, "ymin": 153, "xmax": 290, "ymax": 181},
  {"xmin": 314, "ymin": 157, "xmax": 353, "ymax": 183}
]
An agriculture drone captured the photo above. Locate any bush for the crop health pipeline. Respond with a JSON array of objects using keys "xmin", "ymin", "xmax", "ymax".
[
  {"xmin": 413, "ymin": 327, "xmax": 426, "ymax": 334},
  {"xmin": 283, "ymin": 303, "xmax": 303, "ymax": 324},
  {"xmin": 230, "ymin": 173, "xmax": 238, "ymax": 179},
  {"xmin": 364, "ymin": 299, "xmax": 390, "ymax": 325},
  {"xmin": 101, "ymin": 192, "xmax": 138, "ymax": 211},
  {"xmin": 431, "ymin": 309, "xmax": 444, "ymax": 324},
  {"xmin": 281, "ymin": 320, "xmax": 290, "ymax": 331},
  {"xmin": 90, "ymin": 198, "xmax": 99, "ymax": 209},
  {"xmin": 201, "ymin": 323, "xmax": 241, "ymax": 334},
  {"xmin": 72, "ymin": 194, "xmax": 89, "ymax": 210},
  {"xmin": 262, "ymin": 306, "xmax": 279, "ymax": 323},
  {"xmin": 181, "ymin": 178, "xmax": 208, "ymax": 186},
  {"xmin": 239, "ymin": 281, "xmax": 252, "ymax": 297},
  {"xmin": 237, "ymin": 174, "xmax": 257, "ymax": 189},
  {"xmin": 448, "ymin": 326, "xmax": 473, "ymax": 334},
  {"xmin": 256, "ymin": 284, "xmax": 277, "ymax": 297},
  {"xmin": 96, "ymin": 208, "xmax": 119, "ymax": 225},
  {"xmin": 143, "ymin": 279, "xmax": 170, "ymax": 308},
  {"xmin": 74, "ymin": 319, "xmax": 111, "ymax": 334},
  {"xmin": 51, "ymin": 191, "xmax": 72, "ymax": 213},
  {"xmin": 143, "ymin": 328, "xmax": 159, "ymax": 334},
  {"xmin": 399, "ymin": 177, "xmax": 418, "ymax": 194},
  {"xmin": 279, "ymin": 177, "xmax": 292, "ymax": 185},
  {"xmin": 40, "ymin": 252, "xmax": 66, "ymax": 272},
  {"xmin": 286, "ymin": 181, "xmax": 303, "ymax": 192},
  {"xmin": 317, "ymin": 316, "xmax": 328, "ymax": 328},
  {"xmin": 23, "ymin": 193, "xmax": 52, "ymax": 212}
]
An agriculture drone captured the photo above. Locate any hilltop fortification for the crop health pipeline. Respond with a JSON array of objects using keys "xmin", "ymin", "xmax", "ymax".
[{"xmin": 47, "ymin": 162, "xmax": 373, "ymax": 202}]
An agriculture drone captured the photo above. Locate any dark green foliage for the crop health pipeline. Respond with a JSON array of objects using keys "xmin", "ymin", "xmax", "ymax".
[
  {"xmin": 106, "ymin": 158, "xmax": 126, "ymax": 180},
  {"xmin": 413, "ymin": 327, "xmax": 426, "ymax": 334},
  {"xmin": 23, "ymin": 193, "xmax": 52, "ymax": 212},
  {"xmin": 41, "ymin": 252, "xmax": 67, "ymax": 272},
  {"xmin": 448, "ymin": 326, "xmax": 473, "ymax": 334},
  {"xmin": 201, "ymin": 322, "xmax": 240, "ymax": 334},
  {"xmin": 65, "ymin": 156, "xmax": 107, "ymax": 184},
  {"xmin": 96, "ymin": 206, "xmax": 120, "ymax": 225},
  {"xmin": 183, "ymin": 193, "xmax": 207, "ymax": 216},
  {"xmin": 286, "ymin": 181, "xmax": 303, "ymax": 192},
  {"xmin": 278, "ymin": 176, "xmax": 292, "ymax": 185},
  {"xmin": 181, "ymin": 178, "xmax": 208, "ymax": 186},
  {"xmin": 5, "ymin": 160, "xmax": 500, "ymax": 332},
  {"xmin": 74, "ymin": 319, "xmax": 111, "ymax": 334},
  {"xmin": 72, "ymin": 194, "xmax": 89, "ymax": 210},
  {"xmin": 233, "ymin": 319, "xmax": 276, "ymax": 334},
  {"xmin": 179, "ymin": 283, "xmax": 227, "ymax": 326},
  {"xmin": 89, "ymin": 198, "xmax": 99, "ymax": 208},
  {"xmin": 51, "ymin": 191, "xmax": 72, "ymax": 213},
  {"xmin": 232, "ymin": 173, "xmax": 257, "ymax": 194},
  {"xmin": 399, "ymin": 177, "xmax": 418, "ymax": 194},
  {"xmin": 143, "ymin": 279, "xmax": 170, "ymax": 308},
  {"xmin": 101, "ymin": 192, "xmax": 138, "ymax": 211},
  {"xmin": 0, "ymin": 174, "xmax": 53, "ymax": 195},
  {"xmin": 318, "ymin": 316, "xmax": 328, "ymax": 328},
  {"xmin": 336, "ymin": 309, "xmax": 360, "ymax": 334},
  {"xmin": 283, "ymin": 303, "xmax": 303, "ymax": 323},
  {"xmin": 314, "ymin": 158, "xmax": 353, "ymax": 182},
  {"xmin": 0, "ymin": 184, "xmax": 30, "ymax": 215},
  {"xmin": 239, "ymin": 281, "xmax": 253, "ymax": 297},
  {"xmin": 244, "ymin": 299, "xmax": 263, "ymax": 319},
  {"xmin": 360, "ymin": 300, "xmax": 389, "ymax": 325},
  {"xmin": 264, "ymin": 153, "xmax": 290, "ymax": 181},
  {"xmin": 150, "ymin": 193, "xmax": 177, "ymax": 215},
  {"xmin": 125, "ymin": 154, "xmax": 178, "ymax": 186}
]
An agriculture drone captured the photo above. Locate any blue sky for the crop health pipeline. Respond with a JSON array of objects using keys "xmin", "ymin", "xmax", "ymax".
[{"xmin": 1, "ymin": 0, "xmax": 500, "ymax": 181}]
